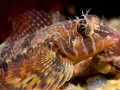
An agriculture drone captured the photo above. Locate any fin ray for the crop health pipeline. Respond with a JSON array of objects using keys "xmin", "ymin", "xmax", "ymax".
[
  {"xmin": 2, "ymin": 44, "xmax": 73, "ymax": 90},
  {"xmin": 4, "ymin": 10, "xmax": 61, "ymax": 45}
]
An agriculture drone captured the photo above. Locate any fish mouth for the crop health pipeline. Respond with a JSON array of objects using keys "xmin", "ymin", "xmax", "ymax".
[{"xmin": 107, "ymin": 31, "xmax": 119, "ymax": 44}]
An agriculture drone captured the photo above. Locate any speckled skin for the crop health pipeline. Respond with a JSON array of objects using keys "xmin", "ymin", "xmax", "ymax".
[{"xmin": 0, "ymin": 10, "xmax": 119, "ymax": 90}]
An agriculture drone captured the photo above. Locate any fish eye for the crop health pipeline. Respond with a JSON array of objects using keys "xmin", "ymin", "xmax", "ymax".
[
  {"xmin": 77, "ymin": 25, "xmax": 86, "ymax": 36},
  {"xmin": 77, "ymin": 19, "xmax": 94, "ymax": 37},
  {"xmin": 77, "ymin": 20, "xmax": 87, "ymax": 36},
  {"xmin": 80, "ymin": 25, "xmax": 86, "ymax": 31}
]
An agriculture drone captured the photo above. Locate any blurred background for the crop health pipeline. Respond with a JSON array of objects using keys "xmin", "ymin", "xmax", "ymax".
[{"xmin": 0, "ymin": 0, "xmax": 120, "ymax": 43}]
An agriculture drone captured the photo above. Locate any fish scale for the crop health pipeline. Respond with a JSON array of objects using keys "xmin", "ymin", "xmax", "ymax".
[{"xmin": 0, "ymin": 10, "xmax": 119, "ymax": 90}]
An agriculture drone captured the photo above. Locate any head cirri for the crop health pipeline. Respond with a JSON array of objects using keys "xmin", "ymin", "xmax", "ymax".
[{"xmin": 54, "ymin": 10, "xmax": 119, "ymax": 65}]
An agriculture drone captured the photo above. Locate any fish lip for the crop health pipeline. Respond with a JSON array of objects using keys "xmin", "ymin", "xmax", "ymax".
[
  {"xmin": 113, "ymin": 37, "xmax": 119, "ymax": 42},
  {"xmin": 108, "ymin": 31, "xmax": 120, "ymax": 43}
]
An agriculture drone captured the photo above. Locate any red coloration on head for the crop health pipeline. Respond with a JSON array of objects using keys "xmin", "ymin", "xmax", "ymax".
[{"xmin": 58, "ymin": 13, "xmax": 119, "ymax": 64}]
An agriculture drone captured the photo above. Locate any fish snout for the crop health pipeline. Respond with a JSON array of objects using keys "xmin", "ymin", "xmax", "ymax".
[{"xmin": 106, "ymin": 31, "xmax": 119, "ymax": 45}]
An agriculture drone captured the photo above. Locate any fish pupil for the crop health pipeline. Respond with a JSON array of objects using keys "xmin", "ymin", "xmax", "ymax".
[
  {"xmin": 80, "ymin": 25, "xmax": 85, "ymax": 32},
  {"xmin": 77, "ymin": 25, "xmax": 86, "ymax": 36},
  {"xmin": 77, "ymin": 24, "xmax": 87, "ymax": 37}
]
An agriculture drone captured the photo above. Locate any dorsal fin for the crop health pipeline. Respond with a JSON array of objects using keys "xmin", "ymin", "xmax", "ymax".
[{"xmin": 5, "ymin": 10, "xmax": 61, "ymax": 45}]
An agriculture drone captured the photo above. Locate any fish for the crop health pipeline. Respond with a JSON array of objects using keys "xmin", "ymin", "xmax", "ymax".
[{"xmin": 0, "ymin": 9, "xmax": 119, "ymax": 90}]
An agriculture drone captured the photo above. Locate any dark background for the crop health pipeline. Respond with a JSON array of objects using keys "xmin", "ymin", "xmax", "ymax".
[{"xmin": 0, "ymin": 0, "xmax": 119, "ymax": 43}]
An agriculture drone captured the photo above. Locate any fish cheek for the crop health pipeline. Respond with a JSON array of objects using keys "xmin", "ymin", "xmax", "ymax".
[
  {"xmin": 75, "ymin": 37, "xmax": 87, "ymax": 55},
  {"xmin": 91, "ymin": 34, "xmax": 103, "ymax": 51},
  {"xmin": 83, "ymin": 37, "xmax": 94, "ymax": 53}
]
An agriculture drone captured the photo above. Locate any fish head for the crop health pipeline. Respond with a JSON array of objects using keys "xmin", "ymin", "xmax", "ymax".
[{"xmin": 55, "ymin": 14, "xmax": 119, "ymax": 64}]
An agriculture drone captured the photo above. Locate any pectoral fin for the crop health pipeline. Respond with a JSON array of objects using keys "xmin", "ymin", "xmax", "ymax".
[{"xmin": 2, "ymin": 46, "xmax": 73, "ymax": 90}]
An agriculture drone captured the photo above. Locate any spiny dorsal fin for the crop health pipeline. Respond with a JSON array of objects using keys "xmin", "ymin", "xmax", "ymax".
[
  {"xmin": 5, "ymin": 10, "xmax": 61, "ymax": 45},
  {"xmin": 49, "ymin": 11, "xmax": 60, "ymax": 24}
]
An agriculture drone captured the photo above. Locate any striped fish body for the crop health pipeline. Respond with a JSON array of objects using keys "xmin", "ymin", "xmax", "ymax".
[{"xmin": 0, "ymin": 10, "xmax": 119, "ymax": 90}]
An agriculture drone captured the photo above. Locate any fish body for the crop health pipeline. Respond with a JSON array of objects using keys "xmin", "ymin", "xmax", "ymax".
[{"xmin": 0, "ymin": 10, "xmax": 119, "ymax": 90}]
